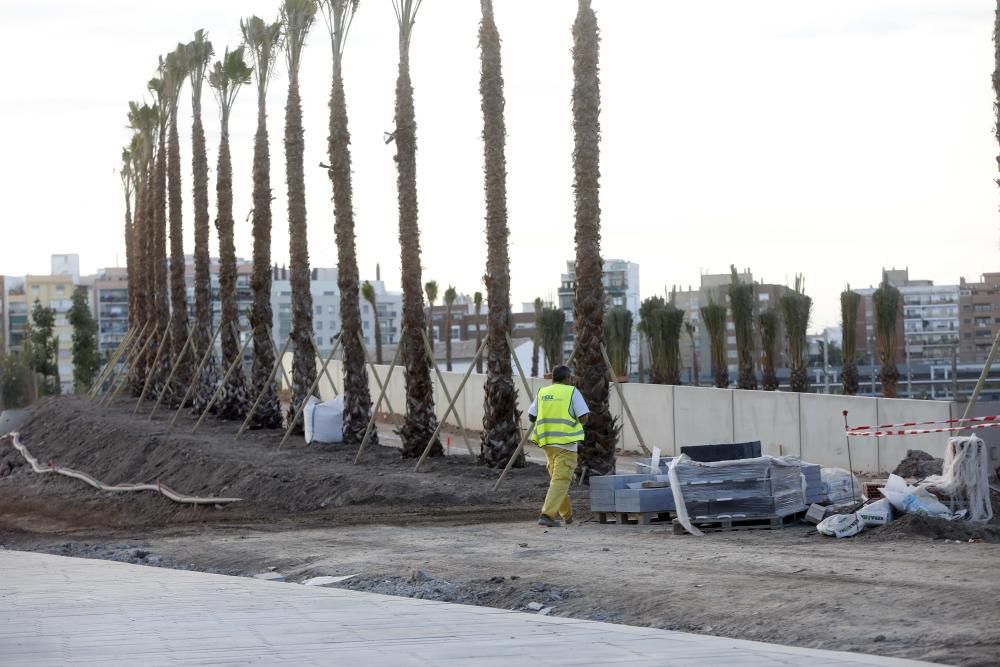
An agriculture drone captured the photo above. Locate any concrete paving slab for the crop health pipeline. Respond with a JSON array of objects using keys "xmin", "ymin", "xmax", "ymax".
[{"xmin": 0, "ymin": 550, "xmax": 938, "ymax": 666}]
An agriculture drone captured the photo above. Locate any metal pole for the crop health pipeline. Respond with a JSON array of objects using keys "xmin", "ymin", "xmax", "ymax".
[
  {"xmin": 823, "ymin": 330, "xmax": 830, "ymax": 395},
  {"xmin": 94, "ymin": 322, "xmax": 147, "ymax": 399},
  {"xmin": 277, "ymin": 344, "xmax": 340, "ymax": 450},
  {"xmin": 88, "ymin": 326, "xmax": 137, "ymax": 398},
  {"xmin": 600, "ymin": 343, "xmax": 652, "ymax": 456},
  {"xmin": 105, "ymin": 327, "xmax": 157, "ymax": 406},
  {"xmin": 133, "ymin": 320, "xmax": 173, "ymax": 414},
  {"xmin": 191, "ymin": 326, "xmax": 253, "ymax": 434},
  {"xmin": 234, "ymin": 333, "xmax": 293, "ymax": 441},
  {"xmin": 354, "ymin": 330, "xmax": 405, "ymax": 464},
  {"xmin": 148, "ymin": 326, "xmax": 196, "ymax": 418},
  {"xmin": 417, "ymin": 328, "xmax": 476, "ymax": 458},
  {"xmin": 842, "ymin": 410, "xmax": 858, "ymax": 499},
  {"xmin": 414, "ymin": 336, "xmax": 487, "ymax": 470},
  {"xmin": 492, "ymin": 423, "xmax": 535, "ymax": 492},
  {"xmin": 168, "ymin": 321, "xmax": 224, "ymax": 428},
  {"xmin": 358, "ymin": 331, "xmax": 396, "ymax": 417},
  {"xmin": 504, "ymin": 332, "xmax": 533, "ymax": 398}
]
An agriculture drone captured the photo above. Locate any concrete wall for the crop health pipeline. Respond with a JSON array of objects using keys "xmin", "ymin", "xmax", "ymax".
[{"xmin": 295, "ymin": 354, "xmax": 951, "ymax": 474}]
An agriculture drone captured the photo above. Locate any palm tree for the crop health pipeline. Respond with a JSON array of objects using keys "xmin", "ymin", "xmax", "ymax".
[
  {"xmin": 242, "ymin": 16, "xmax": 284, "ymax": 428},
  {"xmin": 210, "ymin": 47, "xmax": 253, "ymax": 419},
  {"xmin": 478, "ymin": 0, "xmax": 520, "ymax": 468},
  {"xmin": 120, "ymin": 145, "xmax": 136, "ymax": 334},
  {"xmin": 571, "ymin": 0, "xmax": 617, "ymax": 478},
  {"xmin": 126, "ymin": 102, "xmax": 157, "ymax": 395},
  {"xmin": 148, "ymin": 70, "xmax": 171, "ymax": 395},
  {"xmin": 530, "ymin": 297, "xmax": 542, "ymax": 377},
  {"xmin": 473, "ymin": 290, "xmax": 483, "ymax": 373},
  {"xmin": 684, "ymin": 321, "xmax": 699, "ymax": 386},
  {"xmin": 780, "ymin": 275, "xmax": 811, "ymax": 393},
  {"xmin": 424, "ymin": 279, "xmax": 438, "ymax": 344},
  {"xmin": 701, "ymin": 301, "xmax": 728, "ymax": 388},
  {"xmin": 320, "ymin": 0, "xmax": 376, "ymax": 446},
  {"xmin": 443, "ymin": 285, "xmax": 457, "ymax": 371},
  {"xmin": 603, "ymin": 306, "xmax": 632, "ymax": 379},
  {"xmin": 638, "ymin": 296, "xmax": 665, "ymax": 384},
  {"xmin": 873, "ymin": 274, "xmax": 901, "ymax": 398},
  {"xmin": 729, "ymin": 266, "xmax": 756, "ymax": 390},
  {"xmin": 187, "ymin": 30, "xmax": 217, "ymax": 411},
  {"xmin": 164, "ymin": 45, "xmax": 192, "ymax": 400},
  {"xmin": 393, "ymin": 0, "xmax": 441, "ymax": 458},
  {"xmin": 662, "ymin": 303, "xmax": 684, "ymax": 385},
  {"xmin": 758, "ymin": 309, "xmax": 779, "ymax": 391},
  {"xmin": 841, "ymin": 287, "xmax": 861, "ymax": 395},
  {"xmin": 539, "ymin": 307, "xmax": 565, "ymax": 373},
  {"xmin": 281, "ymin": 0, "xmax": 319, "ymax": 430},
  {"xmin": 361, "ymin": 280, "xmax": 382, "ymax": 363}
]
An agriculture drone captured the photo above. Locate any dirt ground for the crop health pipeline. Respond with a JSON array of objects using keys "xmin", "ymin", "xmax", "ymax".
[{"xmin": 2, "ymin": 397, "xmax": 1000, "ymax": 666}]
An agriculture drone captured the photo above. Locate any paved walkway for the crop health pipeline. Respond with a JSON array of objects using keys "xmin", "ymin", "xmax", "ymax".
[{"xmin": 0, "ymin": 550, "xmax": 935, "ymax": 666}]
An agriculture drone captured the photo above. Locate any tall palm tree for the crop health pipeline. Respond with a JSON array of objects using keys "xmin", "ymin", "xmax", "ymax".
[
  {"xmin": 638, "ymin": 296, "xmax": 664, "ymax": 383},
  {"xmin": 393, "ymin": 0, "xmax": 440, "ymax": 458},
  {"xmin": 780, "ymin": 275, "xmax": 811, "ymax": 393},
  {"xmin": 530, "ymin": 297, "xmax": 542, "ymax": 378},
  {"xmin": 701, "ymin": 301, "xmax": 728, "ymax": 388},
  {"xmin": 684, "ymin": 321, "xmax": 699, "ymax": 386},
  {"xmin": 841, "ymin": 287, "xmax": 861, "ymax": 395},
  {"xmin": 361, "ymin": 280, "xmax": 382, "ymax": 363},
  {"xmin": 120, "ymin": 145, "xmax": 136, "ymax": 334},
  {"xmin": 662, "ymin": 303, "xmax": 684, "ymax": 385},
  {"xmin": 758, "ymin": 309, "xmax": 779, "ymax": 391},
  {"xmin": 478, "ymin": 0, "xmax": 520, "ymax": 467},
  {"xmin": 127, "ymin": 102, "xmax": 157, "ymax": 395},
  {"xmin": 603, "ymin": 306, "xmax": 632, "ymax": 379},
  {"xmin": 873, "ymin": 274, "xmax": 901, "ymax": 398},
  {"xmin": 320, "ymin": 0, "xmax": 376, "ymax": 445},
  {"xmin": 165, "ymin": 45, "xmax": 192, "ymax": 400},
  {"xmin": 571, "ymin": 0, "xmax": 616, "ymax": 478},
  {"xmin": 443, "ymin": 285, "xmax": 456, "ymax": 371},
  {"xmin": 187, "ymin": 30, "xmax": 217, "ymax": 411},
  {"xmin": 729, "ymin": 266, "xmax": 756, "ymax": 390},
  {"xmin": 210, "ymin": 47, "xmax": 253, "ymax": 419},
  {"xmin": 472, "ymin": 290, "xmax": 483, "ymax": 373},
  {"xmin": 539, "ymin": 306, "xmax": 565, "ymax": 373},
  {"xmin": 281, "ymin": 0, "xmax": 319, "ymax": 430},
  {"xmin": 148, "ymin": 70, "xmax": 171, "ymax": 395},
  {"xmin": 424, "ymin": 279, "xmax": 438, "ymax": 344},
  {"xmin": 242, "ymin": 16, "xmax": 284, "ymax": 428}
]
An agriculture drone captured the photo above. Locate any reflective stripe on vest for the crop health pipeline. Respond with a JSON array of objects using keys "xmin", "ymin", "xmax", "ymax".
[{"xmin": 533, "ymin": 383, "xmax": 583, "ymax": 447}]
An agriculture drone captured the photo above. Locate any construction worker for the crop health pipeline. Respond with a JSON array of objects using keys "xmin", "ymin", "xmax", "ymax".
[{"xmin": 528, "ymin": 365, "xmax": 590, "ymax": 527}]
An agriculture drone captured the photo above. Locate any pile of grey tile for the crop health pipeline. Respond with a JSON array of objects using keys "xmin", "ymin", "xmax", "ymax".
[{"xmin": 802, "ymin": 463, "xmax": 823, "ymax": 504}]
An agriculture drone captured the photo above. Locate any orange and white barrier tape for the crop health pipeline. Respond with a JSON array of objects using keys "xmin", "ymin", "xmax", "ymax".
[
  {"xmin": 846, "ymin": 414, "xmax": 999, "ymax": 433},
  {"xmin": 846, "ymin": 421, "xmax": 1000, "ymax": 438}
]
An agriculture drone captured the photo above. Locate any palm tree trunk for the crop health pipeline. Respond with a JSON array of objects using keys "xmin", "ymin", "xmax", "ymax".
[
  {"xmin": 151, "ymin": 128, "xmax": 171, "ymax": 397},
  {"xmin": 167, "ymin": 105, "xmax": 191, "ymax": 401},
  {"xmin": 248, "ymin": 90, "xmax": 281, "ymax": 428},
  {"xmin": 131, "ymin": 167, "xmax": 154, "ymax": 395},
  {"xmin": 444, "ymin": 302, "xmax": 453, "ymax": 371},
  {"xmin": 395, "ymin": 39, "xmax": 441, "ymax": 459},
  {"xmin": 215, "ymin": 114, "xmax": 247, "ymax": 419},
  {"xmin": 286, "ymin": 71, "xmax": 317, "ymax": 430},
  {"xmin": 474, "ymin": 306, "xmax": 483, "ymax": 374},
  {"xmin": 328, "ymin": 55, "xmax": 377, "ymax": 446},
  {"xmin": 478, "ymin": 0, "xmax": 521, "ymax": 468},
  {"xmin": 191, "ymin": 81, "xmax": 217, "ymax": 411},
  {"xmin": 124, "ymin": 191, "xmax": 134, "ymax": 332},
  {"xmin": 571, "ymin": 0, "xmax": 617, "ymax": 479}
]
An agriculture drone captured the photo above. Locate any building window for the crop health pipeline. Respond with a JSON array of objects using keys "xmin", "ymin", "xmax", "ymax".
[
  {"xmin": 451, "ymin": 325, "xmax": 461, "ymax": 341},
  {"xmin": 316, "ymin": 320, "xmax": 323, "ymax": 330},
  {"xmin": 315, "ymin": 305, "xmax": 322, "ymax": 316}
]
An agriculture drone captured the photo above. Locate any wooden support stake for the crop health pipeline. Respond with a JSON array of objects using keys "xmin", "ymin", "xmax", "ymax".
[
  {"xmin": 959, "ymin": 329, "xmax": 1000, "ymax": 431},
  {"xmin": 191, "ymin": 325, "xmax": 253, "ymax": 434},
  {"xmin": 493, "ymin": 421, "xmax": 536, "ymax": 492},
  {"xmin": 235, "ymin": 332, "xmax": 293, "ymax": 441},
  {"xmin": 88, "ymin": 326, "xmax": 137, "ymax": 398},
  {"xmin": 133, "ymin": 318, "xmax": 174, "ymax": 414},
  {"xmin": 277, "ymin": 341, "xmax": 341, "ymax": 450},
  {"xmin": 505, "ymin": 332, "xmax": 533, "ymax": 399},
  {"xmin": 414, "ymin": 335, "xmax": 487, "ymax": 471},
  {"xmin": 316, "ymin": 337, "xmax": 342, "ymax": 398},
  {"xmin": 94, "ymin": 323, "xmax": 147, "ymax": 399},
  {"xmin": 600, "ymin": 343, "xmax": 651, "ymax": 457},
  {"xmin": 420, "ymin": 329, "xmax": 476, "ymax": 457},
  {"xmin": 358, "ymin": 331, "xmax": 396, "ymax": 417},
  {"xmin": 168, "ymin": 321, "xmax": 224, "ymax": 428},
  {"xmin": 105, "ymin": 327, "xmax": 157, "ymax": 406},
  {"xmin": 148, "ymin": 326, "xmax": 196, "ymax": 418},
  {"xmin": 354, "ymin": 329, "xmax": 405, "ymax": 464}
]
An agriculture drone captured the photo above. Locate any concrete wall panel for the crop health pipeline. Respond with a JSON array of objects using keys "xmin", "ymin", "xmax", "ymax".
[
  {"xmin": 800, "ymin": 394, "xmax": 877, "ymax": 472},
  {"xmin": 733, "ymin": 390, "xmax": 800, "ymax": 457},
  {"xmin": 673, "ymin": 386, "xmax": 734, "ymax": 454},
  {"xmin": 875, "ymin": 398, "xmax": 950, "ymax": 474}
]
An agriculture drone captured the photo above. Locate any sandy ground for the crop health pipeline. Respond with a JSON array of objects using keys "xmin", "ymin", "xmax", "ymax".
[{"xmin": 2, "ymin": 398, "xmax": 1000, "ymax": 666}]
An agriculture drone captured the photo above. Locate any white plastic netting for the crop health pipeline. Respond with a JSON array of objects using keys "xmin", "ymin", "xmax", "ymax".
[{"xmin": 924, "ymin": 436, "xmax": 993, "ymax": 523}]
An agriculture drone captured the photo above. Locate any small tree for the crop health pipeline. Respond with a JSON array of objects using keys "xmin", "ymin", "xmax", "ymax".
[
  {"xmin": 538, "ymin": 306, "xmax": 565, "ymax": 373},
  {"xmin": 700, "ymin": 301, "xmax": 728, "ymax": 388},
  {"xmin": 29, "ymin": 300, "xmax": 60, "ymax": 396},
  {"xmin": 684, "ymin": 321, "xmax": 699, "ymax": 386},
  {"xmin": 473, "ymin": 291, "xmax": 483, "ymax": 373},
  {"xmin": 841, "ymin": 287, "xmax": 861, "ymax": 395},
  {"xmin": 424, "ymin": 280, "xmax": 438, "ymax": 344},
  {"xmin": 603, "ymin": 306, "xmax": 632, "ymax": 379},
  {"xmin": 0, "ymin": 353, "xmax": 29, "ymax": 408},
  {"xmin": 873, "ymin": 274, "xmax": 901, "ymax": 398},
  {"xmin": 361, "ymin": 280, "xmax": 382, "ymax": 364},
  {"xmin": 661, "ymin": 303, "xmax": 685, "ymax": 386},
  {"xmin": 638, "ymin": 296, "xmax": 666, "ymax": 383},
  {"xmin": 729, "ymin": 266, "xmax": 756, "ymax": 390},
  {"xmin": 68, "ymin": 287, "xmax": 101, "ymax": 393},
  {"xmin": 443, "ymin": 285, "xmax": 457, "ymax": 371},
  {"xmin": 530, "ymin": 297, "xmax": 542, "ymax": 377},
  {"xmin": 758, "ymin": 309, "xmax": 779, "ymax": 391},
  {"xmin": 780, "ymin": 275, "xmax": 812, "ymax": 393}
]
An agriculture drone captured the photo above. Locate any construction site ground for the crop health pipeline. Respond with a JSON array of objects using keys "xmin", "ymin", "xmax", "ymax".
[{"xmin": 1, "ymin": 397, "xmax": 999, "ymax": 666}]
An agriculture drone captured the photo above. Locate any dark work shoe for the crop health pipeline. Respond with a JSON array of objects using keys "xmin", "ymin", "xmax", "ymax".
[
  {"xmin": 538, "ymin": 514, "xmax": 561, "ymax": 527},
  {"xmin": 564, "ymin": 516, "xmax": 574, "ymax": 525}
]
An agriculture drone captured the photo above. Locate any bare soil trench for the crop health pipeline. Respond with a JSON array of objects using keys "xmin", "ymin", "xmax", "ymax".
[{"xmin": 2, "ymin": 397, "xmax": 999, "ymax": 666}]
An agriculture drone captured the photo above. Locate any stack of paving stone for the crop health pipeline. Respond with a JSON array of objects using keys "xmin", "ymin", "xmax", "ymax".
[{"xmin": 802, "ymin": 463, "xmax": 824, "ymax": 505}]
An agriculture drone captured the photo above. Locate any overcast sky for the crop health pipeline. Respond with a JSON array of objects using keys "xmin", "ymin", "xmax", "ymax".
[{"xmin": 0, "ymin": 0, "xmax": 996, "ymax": 330}]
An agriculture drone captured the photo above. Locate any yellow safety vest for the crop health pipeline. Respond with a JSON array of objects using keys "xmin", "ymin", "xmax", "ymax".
[{"xmin": 533, "ymin": 383, "xmax": 584, "ymax": 447}]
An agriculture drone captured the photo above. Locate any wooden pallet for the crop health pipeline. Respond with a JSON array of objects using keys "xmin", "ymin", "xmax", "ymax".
[
  {"xmin": 595, "ymin": 510, "xmax": 674, "ymax": 526},
  {"xmin": 673, "ymin": 511, "xmax": 804, "ymax": 534}
]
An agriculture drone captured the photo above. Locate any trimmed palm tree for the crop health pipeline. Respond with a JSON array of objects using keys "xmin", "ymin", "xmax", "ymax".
[
  {"xmin": 443, "ymin": 285, "xmax": 457, "ymax": 371},
  {"xmin": 841, "ymin": 288, "xmax": 861, "ymax": 395},
  {"xmin": 701, "ymin": 301, "xmax": 728, "ymax": 388},
  {"xmin": 539, "ymin": 307, "xmax": 565, "ymax": 373},
  {"xmin": 210, "ymin": 47, "xmax": 253, "ymax": 419},
  {"xmin": 603, "ymin": 307, "xmax": 631, "ymax": 379},
  {"xmin": 729, "ymin": 266, "xmax": 756, "ymax": 390},
  {"xmin": 758, "ymin": 309, "xmax": 779, "ymax": 391},
  {"xmin": 164, "ymin": 45, "xmax": 192, "ymax": 399},
  {"xmin": 126, "ymin": 102, "xmax": 157, "ymax": 394},
  {"xmin": 780, "ymin": 275, "xmax": 811, "ymax": 393},
  {"xmin": 684, "ymin": 321, "xmax": 699, "ymax": 386},
  {"xmin": 320, "ymin": 0, "xmax": 376, "ymax": 445},
  {"xmin": 148, "ymin": 70, "xmax": 171, "ymax": 395},
  {"xmin": 393, "ymin": 0, "xmax": 441, "ymax": 458},
  {"xmin": 187, "ymin": 30, "xmax": 217, "ymax": 410},
  {"xmin": 120, "ymin": 145, "xmax": 135, "ymax": 334},
  {"xmin": 638, "ymin": 296, "xmax": 665, "ymax": 384},
  {"xmin": 242, "ymin": 16, "xmax": 284, "ymax": 428},
  {"xmin": 281, "ymin": 0, "xmax": 319, "ymax": 430},
  {"xmin": 873, "ymin": 274, "xmax": 901, "ymax": 398},
  {"xmin": 478, "ymin": 0, "xmax": 520, "ymax": 468},
  {"xmin": 361, "ymin": 280, "xmax": 382, "ymax": 363},
  {"xmin": 530, "ymin": 297, "xmax": 542, "ymax": 377},
  {"xmin": 571, "ymin": 0, "xmax": 617, "ymax": 478},
  {"xmin": 424, "ymin": 280, "xmax": 438, "ymax": 344},
  {"xmin": 662, "ymin": 303, "xmax": 685, "ymax": 385},
  {"xmin": 473, "ymin": 291, "xmax": 483, "ymax": 373}
]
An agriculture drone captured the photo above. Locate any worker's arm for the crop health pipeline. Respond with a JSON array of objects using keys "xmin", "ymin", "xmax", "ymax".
[
  {"xmin": 571, "ymin": 389, "xmax": 591, "ymax": 427},
  {"xmin": 579, "ymin": 413, "xmax": 590, "ymax": 426}
]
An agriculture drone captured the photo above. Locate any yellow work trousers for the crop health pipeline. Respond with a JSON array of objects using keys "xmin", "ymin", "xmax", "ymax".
[{"xmin": 541, "ymin": 446, "xmax": 578, "ymax": 521}]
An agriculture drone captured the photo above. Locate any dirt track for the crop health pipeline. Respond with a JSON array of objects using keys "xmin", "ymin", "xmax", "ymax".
[{"xmin": 2, "ymin": 398, "xmax": 1000, "ymax": 666}]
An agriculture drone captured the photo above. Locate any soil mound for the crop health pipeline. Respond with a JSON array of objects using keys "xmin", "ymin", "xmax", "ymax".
[
  {"xmin": 862, "ymin": 512, "xmax": 1000, "ymax": 543},
  {"xmin": 0, "ymin": 396, "xmax": 565, "ymax": 531},
  {"xmin": 892, "ymin": 449, "xmax": 943, "ymax": 479}
]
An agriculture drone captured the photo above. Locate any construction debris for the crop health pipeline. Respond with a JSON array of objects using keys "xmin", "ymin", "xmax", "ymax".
[{"xmin": 892, "ymin": 449, "xmax": 943, "ymax": 479}]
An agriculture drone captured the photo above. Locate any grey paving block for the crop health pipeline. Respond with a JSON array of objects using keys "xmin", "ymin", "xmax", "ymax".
[{"xmin": 614, "ymin": 488, "xmax": 676, "ymax": 513}]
